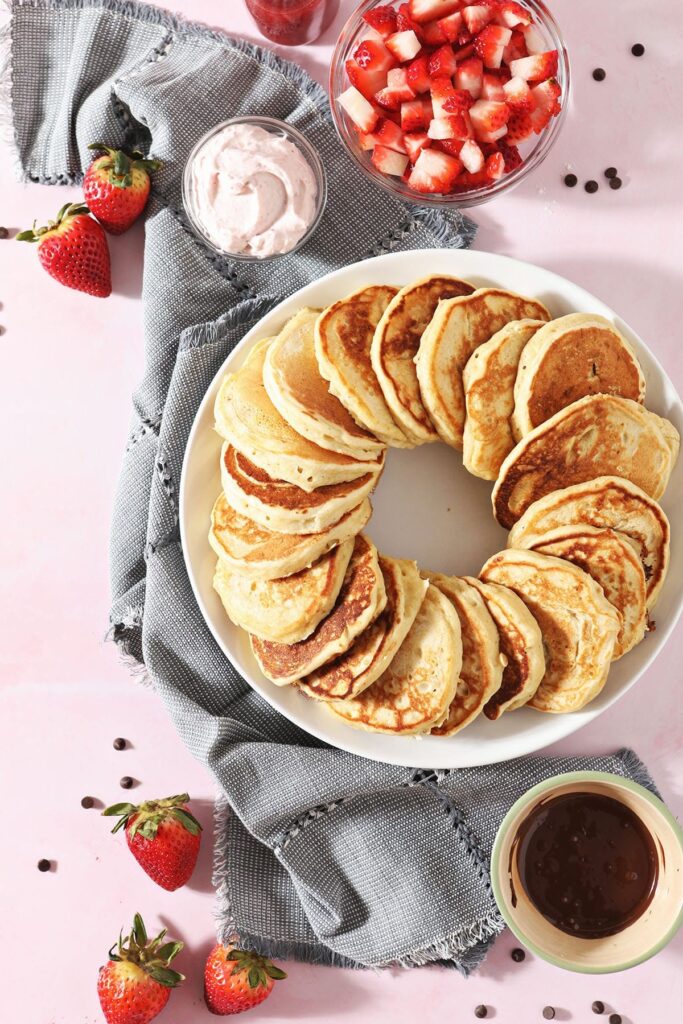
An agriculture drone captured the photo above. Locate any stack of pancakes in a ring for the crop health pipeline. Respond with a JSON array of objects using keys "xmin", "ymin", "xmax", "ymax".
[{"xmin": 209, "ymin": 276, "xmax": 679, "ymax": 738}]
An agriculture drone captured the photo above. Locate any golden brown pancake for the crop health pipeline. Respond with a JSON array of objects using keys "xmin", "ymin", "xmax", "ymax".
[
  {"xmin": 493, "ymin": 395, "xmax": 679, "ymax": 529},
  {"xmin": 250, "ymin": 535, "xmax": 386, "ymax": 685},
  {"xmin": 371, "ymin": 275, "xmax": 475, "ymax": 444}
]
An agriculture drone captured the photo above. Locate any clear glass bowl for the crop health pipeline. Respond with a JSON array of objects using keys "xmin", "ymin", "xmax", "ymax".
[
  {"xmin": 182, "ymin": 116, "xmax": 327, "ymax": 261},
  {"xmin": 329, "ymin": 0, "xmax": 570, "ymax": 207}
]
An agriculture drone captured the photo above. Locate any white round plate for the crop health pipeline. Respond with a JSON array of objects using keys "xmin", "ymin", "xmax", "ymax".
[{"xmin": 180, "ymin": 250, "xmax": 683, "ymax": 769}]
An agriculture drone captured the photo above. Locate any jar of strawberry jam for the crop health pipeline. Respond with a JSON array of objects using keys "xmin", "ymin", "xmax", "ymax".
[{"xmin": 245, "ymin": 0, "xmax": 334, "ymax": 46}]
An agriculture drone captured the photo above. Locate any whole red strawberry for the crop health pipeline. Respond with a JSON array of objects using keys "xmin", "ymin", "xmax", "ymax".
[
  {"xmin": 84, "ymin": 143, "xmax": 161, "ymax": 234},
  {"xmin": 97, "ymin": 913, "xmax": 184, "ymax": 1024},
  {"xmin": 16, "ymin": 202, "xmax": 111, "ymax": 297},
  {"xmin": 204, "ymin": 943, "xmax": 286, "ymax": 1016},
  {"xmin": 104, "ymin": 793, "xmax": 202, "ymax": 891}
]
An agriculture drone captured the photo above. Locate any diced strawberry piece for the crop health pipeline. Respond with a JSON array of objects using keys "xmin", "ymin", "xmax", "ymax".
[
  {"xmin": 401, "ymin": 97, "xmax": 432, "ymax": 131},
  {"xmin": 375, "ymin": 118, "xmax": 408, "ymax": 152},
  {"xmin": 408, "ymin": 147, "xmax": 462, "ymax": 192},
  {"xmin": 494, "ymin": 1, "xmax": 531, "ymax": 29},
  {"xmin": 505, "ymin": 107, "xmax": 534, "ymax": 143},
  {"xmin": 443, "ymin": 89, "xmax": 475, "ymax": 112},
  {"xmin": 509, "ymin": 50, "xmax": 559, "ymax": 82},
  {"xmin": 386, "ymin": 29, "xmax": 423, "ymax": 62},
  {"xmin": 430, "ymin": 76, "xmax": 457, "ymax": 117},
  {"xmin": 436, "ymin": 138, "xmax": 465, "ymax": 156},
  {"xmin": 455, "ymin": 42, "xmax": 475, "ymax": 61},
  {"xmin": 353, "ymin": 38, "xmax": 396, "ymax": 73},
  {"xmin": 374, "ymin": 87, "xmax": 403, "ymax": 111},
  {"xmin": 420, "ymin": 19, "xmax": 449, "ymax": 45},
  {"xmin": 338, "ymin": 85, "xmax": 380, "ymax": 133},
  {"xmin": 474, "ymin": 24, "xmax": 512, "ymax": 68},
  {"xmin": 469, "ymin": 99, "xmax": 509, "ymax": 139},
  {"xmin": 529, "ymin": 77, "xmax": 562, "ymax": 133},
  {"xmin": 387, "ymin": 67, "xmax": 417, "ymax": 99},
  {"xmin": 454, "ymin": 168, "xmax": 491, "ymax": 189},
  {"xmin": 522, "ymin": 24, "xmax": 546, "ymax": 55},
  {"xmin": 363, "ymin": 5, "xmax": 398, "ymax": 39},
  {"xmin": 378, "ymin": 105, "xmax": 403, "ymax": 125},
  {"xmin": 404, "ymin": 130, "xmax": 431, "ymax": 162},
  {"xmin": 397, "ymin": 2, "xmax": 422, "ymax": 34},
  {"xmin": 485, "ymin": 151, "xmax": 506, "ymax": 178},
  {"xmin": 499, "ymin": 141, "xmax": 522, "ymax": 171},
  {"xmin": 372, "ymin": 144, "xmax": 410, "ymax": 176},
  {"xmin": 477, "ymin": 124, "xmax": 508, "ymax": 143},
  {"xmin": 437, "ymin": 11, "xmax": 463, "ymax": 42},
  {"xmin": 503, "ymin": 29, "xmax": 528, "ymax": 64},
  {"xmin": 358, "ymin": 130, "xmax": 381, "ymax": 150},
  {"xmin": 408, "ymin": 0, "xmax": 462, "ymax": 24},
  {"xmin": 481, "ymin": 72, "xmax": 506, "ymax": 100},
  {"xmin": 428, "ymin": 114, "xmax": 471, "ymax": 140},
  {"xmin": 462, "ymin": 5, "xmax": 493, "ymax": 34},
  {"xmin": 345, "ymin": 59, "xmax": 389, "ymax": 101},
  {"xmin": 407, "ymin": 54, "xmax": 432, "ymax": 94},
  {"xmin": 455, "ymin": 57, "xmax": 484, "ymax": 98},
  {"xmin": 503, "ymin": 75, "xmax": 533, "ymax": 110},
  {"xmin": 428, "ymin": 43, "xmax": 458, "ymax": 78},
  {"xmin": 459, "ymin": 138, "xmax": 484, "ymax": 172}
]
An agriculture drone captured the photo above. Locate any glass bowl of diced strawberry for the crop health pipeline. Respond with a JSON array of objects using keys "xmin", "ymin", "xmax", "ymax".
[{"xmin": 330, "ymin": 0, "xmax": 568, "ymax": 204}]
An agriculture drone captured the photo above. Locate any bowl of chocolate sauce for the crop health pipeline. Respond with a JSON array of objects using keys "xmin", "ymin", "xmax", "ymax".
[{"xmin": 491, "ymin": 773, "xmax": 683, "ymax": 972}]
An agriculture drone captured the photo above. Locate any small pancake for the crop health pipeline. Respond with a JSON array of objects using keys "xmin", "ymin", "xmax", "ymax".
[
  {"xmin": 481, "ymin": 549, "xmax": 620, "ymax": 713},
  {"xmin": 507, "ymin": 476, "xmax": 670, "ymax": 611},
  {"xmin": 429, "ymin": 574, "xmax": 503, "ymax": 736},
  {"xmin": 463, "ymin": 577, "xmax": 546, "ymax": 719},
  {"xmin": 416, "ymin": 288, "xmax": 550, "ymax": 449},
  {"xmin": 209, "ymin": 493, "xmax": 371, "ymax": 580},
  {"xmin": 315, "ymin": 285, "xmax": 412, "ymax": 447},
  {"xmin": 214, "ymin": 338, "xmax": 381, "ymax": 492},
  {"xmin": 327, "ymin": 583, "xmax": 461, "ymax": 735},
  {"xmin": 371, "ymin": 275, "xmax": 475, "ymax": 444},
  {"xmin": 462, "ymin": 319, "xmax": 546, "ymax": 480},
  {"xmin": 492, "ymin": 395, "xmax": 679, "ymax": 530},
  {"xmin": 512, "ymin": 313, "xmax": 646, "ymax": 440},
  {"xmin": 297, "ymin": 556, "xmax": 428, "ymax": 701},
  {"xmin": 220, "ymin": 443, "xmax": 379, "ymax": 535},
  {"xmin": 212, "ymin": 540, "xmax": 354, "ymax": 645},
  {"xmin": 263, "ymin": 308, "xmax": 385, "ymax": 460},
  {"xmin": 525, "ymin": 526, "xmax": 648, "ymax": 659},
  {"xmin": 251, "ymin": 535, "xmax": 386, "ymax": 686}
]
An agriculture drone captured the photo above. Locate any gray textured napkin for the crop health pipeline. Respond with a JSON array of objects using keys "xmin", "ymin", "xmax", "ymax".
[{"xmin": 4, "ymin": 0, "xmax": 660, "ymax": 971}]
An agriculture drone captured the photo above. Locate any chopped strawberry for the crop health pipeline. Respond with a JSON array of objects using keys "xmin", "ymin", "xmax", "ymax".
[
  {"xmin": 437, "ymin": 11, "xmax": 463, "ymax": 42},
  {"xmin": 404, "ymin": 130, "xmax": 431, "ymax": 162},
  {"xmin": 397, "ymin": 3, "xmax": 422, "ymax": 33},
  {"xmin": 469, "ymin": 99, "xmax": 509, "ymax": 139},
  {"xmin": 345, "ymin": 59, "xmax": 389, "ymax": 101},
  {"xmin": 462, "ymin": 5, "xmax": 493, "ymax": 34},
  {"xmin": 485, "ymin": 151, "xmax": 506, "ymax": 178},
  {"xmin": 481, "ymin": 72, "xmax": 506, "ymax": 101},
  {"xmin": 401, "ymin": 96, "xmax": 433, "ymax": 130},
  {"xmin": 375, "ymin": 118, "xmax": 408, "ymax": 152},
  {"xmin": 455, "ymin": 57, "xmax": 484, "ymax": 98},
  {"xmin": 386, "ymin": 29, "xmax": 423, "ymax": 62},
  {"xmin": 436, "ymin": 138, "xmax": 465, "ymax": 156},
  {"xmin": 387, "ymin": 67, "xmax": 417, "ymax": 98},
  {"xmin": 454, "ymin": 168, "xmax": 491, "ymax": 189},
  {"xmin": 455, "ymin": 41, "xmax": 475, "ymax": 60},
  {"xmin": 499, "ymin": 141, "xmax": 522, "ymax": 171},
  {"xmin": 428, "ymin": 114, "xmax": 471, "ymax": 140},
  {"xmin": 474, "ymin": 24, "xmax": 512, "ymax": 68},
  {"xmin": 338, "ymin": 85, "xmax": 379, "ymax": 132},
  {"xmin": 522, "ymin": 23, "xmax": 546, "ymax": 55},
  {"xmin": 459, "ymin": 138, "xmax": 485, "ymax": 172},
  {"xmin": 509, "ymin": 50, "xmax": 558, "ymax": 82},
  {"xmin": 409, "ymin": 0, "xmax": 462, "ymax": 24},
  {"xmin": 503, "ymin": 74, "xmax": 533, "ymax": 112},
  {"xmin": 493, "ymin": 1, "xmax": 531, "ymax": 29},
  {"xmin": 430, "ymin": 76, "xmax": 458, "ymax": 117},
  {"xmin": 363, "ymin": 5, "xmax": 398, "ymax": 39},
  {"xmin": 420, "ymin": 19, "xmax": 449, "ymax": 45},
  {"xmin": 374, "ymin": 87, "xmax": 403, "ymax": 111},
  {"xmin": 406, "ymin": 54, "xmax": 432, "ymax": 93},
  {"xmin": 372, "ymin": 144, "xmax": 410, "ymax": 176},
  {"xmin": 503, "ymin": 29, "xmax": 528, "ymax": 63},
  {"xmin": 358, "ymin": 130, "xmax": 381, "ymax": 150},
  {"xmin": 408, "ymin": 147, "xmax": 462, "ymax": 192},
  {"xmin": 505, "ymin": 106, "xmax": 534, "ymax": 143},
  {"xmin": 443, "ymin": 88, "xmax": 475, "ymax": 112},
  {"xmin": 353, "ymin": 38, "xmax": 396, "ymax": 72},
  {"xmin": 428, "ymin": 43, "xmax": 458, "ymax": 78},
  {"xmin": 477, "ymin": 124, "xmax": 508, "ymax": 143},
  {"xmin": 529, "ymin": 77, "xmax": 561, "ymax": 132}
]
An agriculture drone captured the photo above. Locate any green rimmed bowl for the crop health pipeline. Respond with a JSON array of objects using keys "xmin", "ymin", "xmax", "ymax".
[{"xmin": 491, "ymin": 772, "xmax": 683, "ymax": 973}]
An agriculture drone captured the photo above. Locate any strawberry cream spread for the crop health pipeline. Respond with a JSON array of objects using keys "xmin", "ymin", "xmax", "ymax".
[{"xmin": 188, "ymin": 123, "xmax": 318, "ymax": 257}]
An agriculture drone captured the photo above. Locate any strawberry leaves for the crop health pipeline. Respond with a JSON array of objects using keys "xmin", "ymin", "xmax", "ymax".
[
  {"xmin": 103, "ymin": 793, "xmax": 202, "ymax": 839},
  {"xmin": 107, "ymin": 913, "xmax": 185, "ymax": 988},
  {"xmin": 225, "ymin": 948, "xmax": 288, "ymax": 989}
]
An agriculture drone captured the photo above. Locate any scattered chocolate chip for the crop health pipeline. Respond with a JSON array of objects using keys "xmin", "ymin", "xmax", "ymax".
[
  {"xmin": 592, "ymin": 68, "xmax": 606, "ymax": 81},
  {"xmin": 609, "ymin": 1016, "xmax": 622, "ymax": 1024},
  {"xmin": 0, "ymin": 227, "xmax": 9, "ymax": 239},
  {"xmin": 543, "ymin": 1008, "xmax": 556, "ymax": 1021},
  {"xmin": 475, "ymin": 1007, "xmax": 488, "ymax": 1019},
  {"xmin": 113, "ymin": 737, "xmax": 127, "ymax": 751},
  {"xmin": 81, "ymin": 796, "xmax": 95, "ymax": 809},
  {"xmin": 592, "ymin": 1002, "xmax": 605, "ymax": 1015},
  {"xmin": 585, "ymin": 180, "xmax": 599, "ymax": 193},
  {"xmin": 120, "ymin": 776, "xmax": 134, "ymax": 789},
  {"xmin": 511, "ymin": 947, "xmax": 526, "ymax": 962},
  {"xmin": 37, "ymin": 859, "xmax": 52, "ymax": 872},
  {"xmin": 631, "ymin": 43, "xmax": 645, "ymax": 56},
  {"xmin": 564, "ymin": 173, "xmax": 578, "ymax": 187},
  {"xmin": 609, "ymin": 177, "xmax": 623, "ymax": 190},
  {"xmin": 604, "ymin": 167, "xmax": 618, "ymax": 178}
]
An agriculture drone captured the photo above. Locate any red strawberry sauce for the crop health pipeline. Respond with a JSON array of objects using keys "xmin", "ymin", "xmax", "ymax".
[{"xmin": 245, "ymin": 0, "xmax": 335, "ymax": 45}]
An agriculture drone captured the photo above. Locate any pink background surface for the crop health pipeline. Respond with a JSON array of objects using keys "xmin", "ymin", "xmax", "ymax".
[{"xmin": 1, "ymin": 1, "xmax": 681, "ymax": 1021}]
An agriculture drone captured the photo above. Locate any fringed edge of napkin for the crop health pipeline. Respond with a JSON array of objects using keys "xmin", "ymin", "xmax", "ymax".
[{"xmin": 0, "ymin": 0, "xmax": 21, "ymax": 179}]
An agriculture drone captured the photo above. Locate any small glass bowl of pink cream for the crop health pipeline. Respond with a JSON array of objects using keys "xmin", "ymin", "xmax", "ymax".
[{"xmin": 182, "ymin": 116, "xmax": 327, "ymax": 261}]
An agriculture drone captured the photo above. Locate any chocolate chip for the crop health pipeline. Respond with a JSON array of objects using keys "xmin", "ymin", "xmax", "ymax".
[
  {"xmin": 37, "ymin": 859, "xmax": 51, "ymax": 872},
  {"xmin": 543, "ymin": 1009, "xmax": 556, "ymax": 1021},
  {"xmin": 604, "ymin": 167, "xmax": 618, "ymax": 178},
  {"xmin": 0, "ymin": 227, "xmax": 9, "ymax": 239},
  {"xmin": 474, "ymin": 1007, "xmax": 488, "ymax": 1019},
  {"xmin": 81, "ymin": 796, "xmax": 95, "ymax": 809},
  {"xmin": 585, "ymin": 180, "xmax": 599, "ymax": 193},
  {"xmin": 592, "ymin": 1002, "xmax": 605, "ymax": 1015},
  {"xmin": 113, "ymin": 737, "xmax": 127, "ymax": 751},
  {"xmin": 609, "ymin": 1016, "xmax": 622, "ymax": 1024},
  {"xmin": 564, "ymin": 173, "xmax": 578, "ymax": 187},
  {"xmin": 631, "ymin": 43, "xmax": 645, "ymax": 56},
  {"xmin": 119, "ymin": 776, "xmax": 134, "ymax": 789},
  {"xmin": 511, "ymin": 947, "xmax": 526, "ymax": 962},
  {"xmin": 609, "ymin": 177, "xmax": 623, "ymax": 190},
  {"xmin": 592, "ymin": 68, "xmax": 606, "ymax": 81}
]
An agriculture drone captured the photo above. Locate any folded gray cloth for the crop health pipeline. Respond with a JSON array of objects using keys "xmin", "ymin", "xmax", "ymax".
[{"xmin": 4, "ymin": 0, "xmax": 661, "ymax": 971}]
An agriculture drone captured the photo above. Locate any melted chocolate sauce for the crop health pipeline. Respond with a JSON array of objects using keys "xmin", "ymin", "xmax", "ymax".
[{"xmin": 515, "ymin": 791, "xmax": 658, "ymax": 939}]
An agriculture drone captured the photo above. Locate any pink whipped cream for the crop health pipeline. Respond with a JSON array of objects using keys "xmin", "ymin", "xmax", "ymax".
[{"xmin": 188, "ymin": 123, "xmax": 318, "ymax": 257}]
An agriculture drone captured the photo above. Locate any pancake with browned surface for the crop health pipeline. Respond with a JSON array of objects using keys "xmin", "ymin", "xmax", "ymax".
[
  {"xmin": 371, "ymin": 275, "xmax": 475, "ymax": 444},
  {"xmin": 462, "ymin": 319, "xmax": 546, "ymax": 479},
  {"xmin": 264, "ymin": 308, "xmax": 385, "ymax": 460},
  {"xmin": 250, "ymin": 535, "xmax": 386, "ymax": 686},
  {"xmin": 328, "ymin": 584, "xmax": 461, "ymax": 734},
  {"xmin": 525, "ymin": 526, "xmax": 648, "ymax": 659},
  {"xmin": 492, "ymin": 395, "xmax": 679, "ymax": 529},
  {"xmin": 298, "ymin": 556, "xmax": 428, "ymax": 701},
  {"xmin": 507, "ymin": 476, "xmax": 670, "ymax": 611},
  {"xmin": 481, "ymin": 549, "xmax": 620, "ymax": 713},
  {"xmin": 512, "ymin": 313, "xmax": 646, "ymax": 440},
  {"xmin": 209, "ymin": 493, "xmax": 371, "ymax": 581},
  {"xmin": 220, "ymin": 443, "xmax": 379, "ymax": 535},
  {"xmin": 429, "ymin": 574, "xmax": 503, "ymax": 736},
  {"xmin": 214, "ymin": 338, "xmax": 381, "ymax": 492},
  {"xmin": 463, "ymin": 576, "xmax": 545, "ymax": 719},
  {"xmin": 213, "ymin": 540, "xmax": 354, "ymax": 645},
  {"xmin": 315, "ymin": 285, "xmax": 412, "ymax": 447},
  {"xmin": 416, "ymin": 288, "xmax": 550, "ymax": 449}
]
